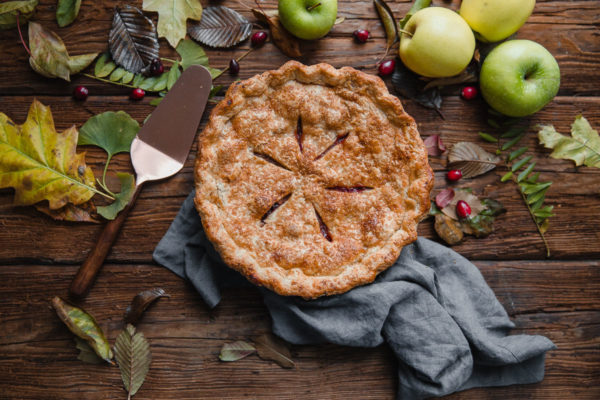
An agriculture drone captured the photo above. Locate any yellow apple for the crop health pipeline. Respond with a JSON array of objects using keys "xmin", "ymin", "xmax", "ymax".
[
  {"xmin": 399, "ymin": 7, "xmax": 475, "ymax": 78},
  {"xmin": 460, "ymin": 0, "xmax": 536, "ymax": 43}
]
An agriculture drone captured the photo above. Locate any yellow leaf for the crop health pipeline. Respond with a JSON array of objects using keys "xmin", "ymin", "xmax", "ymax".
[
  {"xmin": 0, "ymin": 100, "xmax": 98, "ymax": 209},
  {"xmin": 143, "ymin": 0, "xmax": 202, "ymax": 48}
]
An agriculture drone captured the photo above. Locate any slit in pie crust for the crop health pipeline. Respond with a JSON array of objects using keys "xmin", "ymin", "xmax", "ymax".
[{"xmin": 194, "ymin": 61, "xmax": 433, "ymax": 299}]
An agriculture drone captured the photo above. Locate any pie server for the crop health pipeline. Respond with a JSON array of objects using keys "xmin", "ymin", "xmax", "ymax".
[{"xmin": 69, "ymin": 65, "xmax": 213, "ymax": 297}]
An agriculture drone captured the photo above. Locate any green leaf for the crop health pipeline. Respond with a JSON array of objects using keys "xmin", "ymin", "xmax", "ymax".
[
  {"xmin": 109, "ymin": 67, "xmax": 128, "ymax": 82},
  {"xmin": 152, "ymin": 72, "xmax": 168, "ymax": 92},
  {"xmin": 0, "ymin": 100, "xmax": 98, "ymax": 209},
  {"xmin": 398, "ymin": 0, "xmax": 431, "ymax": 28},
  {"xmin": 522, "ymin": 181, "xmax": 552, "ymax": 195},
  {"xmin": 511, "ymin": 155, "xmax": 533, "ymax": 172},
  {"xmin": 517, "ymin": 162, "xmax": 536, "ymax": 182},
  {"xmin": 501, "ymin": 133, "xmax": 525, "ymax": 151},
  {"xmin": 167, "ymin": 61, "xmax": 181, "ymax": 90},
  {"xmin": 121, "ymin": 71, "xmax": 135, "ymax": 84},
  {"xmin": 51, "ymin": 296, "xmax": 113, "ymax": 363},
  {"xmin": 508, "ymin": 147, "xmax": 528, "ymax": 161},
  {"xmin": 478, "ymin": 132, "xmax": 498, "ymax": 143},
  {"xmin": 67, "ymin": 53, "xmax": 98, "ymax": 74},
  {"xmin": 143, "ymin": 0, "xmax": 203, "ymax": 48},
  {"xmin": 526, "ymin": 172, "xmax": 540, "ymax": 183},
  {"xmin": 56, "ymin": 0, "xmax": 81, "ymax": 27},
  {"xmin": 219, "ymin": 341, "xmax": 256, "ymax": 362},
  {"xmin": 374, "ymin": 0, "xmax": 398, "ymax": 56},
  {"xmin": 97, "ymin": 172, "xmax": 135, "ymax": 220},
  {"xmin": 487, "ymin": 118, "xmax": 500, "ymax": 129},
  {"xmin": 208, "ymin": 66, "xmax": 222, "ymax": 79},
  {"xmin": 209, "ymin": 85, "xmax": 223, "ymax": 98},
  {"xmin": 0, "ymin": 0, "xmax": 38, "ymax": 30},
  {"xmin": 526, "ymin": 187, "xmax": 549, "ymax": 206},
  {"xmin": 132, "ymin": 73, "xmax": 145, "ymax": 87},
  {"xmin": 538, "ymin": 115, "xmax": 600, "ymax": 168},
  {"xmin": 115, "ymin": 324, "xmax": 151, "ymax": 398},
  {"xmin": 79, "ymin": 111, "xmax": 139, "ymax": 159},
  {"xmin": 501, "ymin": 126, "xmax": 527, "ymax": 138},
  {"xmin": 149, "ymin": 97, "xmax": 163, "ymax": 106},
  {"xmin": 533, "ymin": 206, "xmax": 554, "ymax": 219},
  {"xmin": 175, "ymin": 39, "xmax": 209, "ymax": 70},
  {"xmin": 138, "ymin": 76, "xmax": 159, "ymax": 90},
  {"xmin": 500, "ymin": 171, "xmax": 513, "ymax": 182},
  {"xmin": 94, "ymin": 53, "xmax": 117, "ymax": 78}
]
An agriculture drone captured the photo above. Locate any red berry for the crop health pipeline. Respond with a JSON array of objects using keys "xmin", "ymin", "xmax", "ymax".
[
  {"xmin": 353, "ymin": 29, "xmax": 370, "ymax": 43},
  {"xmin": 378, "ymin": 59, "xmax": 396, "ymax": 76},
  {"xmin": 73, "ymin": 85, "xmax": 88, "ymax": 101},
  {"xmin": 130, "ymin": 88, "xmax": 145, "ymax": 100},
  {"xmin": 251, "ymin": 31, "xmax": 268, "ymax": 46},
  {"xmin": 456, "ymin": 200, "xmax": 471, "ymax": 219},
  {"xmin": 229, "ymin": 59, "xmax": 240, "ymax": 75},
  {"xmin": 149, "ymin": 59, "xmax": 164, "ymax": 76},
  {"xmin": 461, "ymin": 86, "xmax": 478, "ymax": 100},
  {"xmin": 447, "ymin": 169, "xmax": 463, "ymax": 181}
]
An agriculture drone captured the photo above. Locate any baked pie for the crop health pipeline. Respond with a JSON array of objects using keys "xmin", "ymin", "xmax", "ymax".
[{"xmin": 194, "ymin": 61, "xmax": 433, "ymax": 299}]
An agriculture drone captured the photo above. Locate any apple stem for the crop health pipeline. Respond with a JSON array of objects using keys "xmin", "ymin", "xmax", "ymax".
[
  {"xmin": 398, "ymin": 28, "xmax": 413, "ymax": 37},
  {"xmin": 306, "ymin": 2, "xmax": 322, "ymax": 12},
  {"xmin": 16, "ymin": 12, "xmax": 31, "ymax": 57}
]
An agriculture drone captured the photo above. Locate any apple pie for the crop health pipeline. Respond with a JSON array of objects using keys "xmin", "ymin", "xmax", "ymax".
[{"xmin": 194, "ymin": 61, "xmax": 433, "ymax": 299}]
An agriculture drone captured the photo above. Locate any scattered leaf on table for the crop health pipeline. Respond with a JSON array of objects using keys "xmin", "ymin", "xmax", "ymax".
[
  {"xmin": 253, "ymin": 333, "xmax": 295, "ymax": 369},
  {"xmin": 219, "ymin": 341, "xmax": 256, "ymax": 362},
  {"xmin": 0, "ymin": 100, "xmax": 97, "ymax": 209},
  {"xmin": 374, "ymin": 0, "xmax": 398, "ymax": 57},
  {"xmin": 28, "ymin": 21, "xmax": 98, "ymax": 81},
  {"xmin": 79, "ymin": 111, "xmax": 140, "ymax": 160},
  {"xmin": 435, "ymin": 187, "xmax": 454, "ymax": 209},
  {"xmin": 94, "ymin": 53, "xmax": 117, "ymax": 78},
  {"xmin": 188, "ymin": 5, "xmax": 252, "ymax": 48},
  {"xmin": 51, "ymin": 296, "xmax": 113, "ymax": 363},
  {"xmin": 115, "ymin": 324, "xmax": 152, "ymax": 399},
  {"xmin": 423, "ymin": 134, "xmax": 446, "ymax": 156},
  {"xmin": 97, "ymin": 172, "xmax": 136, "ymax": 220},
  {"xmin": 74, "ymin": 337, "xmax": 104, "ymax": 364},
  {"xmin": 167, "ymin": 60, "xmax": 181, "ymax": 90},
  {"xmin": 334, "ymin": 16, "xmax": 345, "ymax": 25},
  {"xmin": 125, "ymin": 288, "xmax": 170, "ymax": 325},
  {"xmin": 441, "ymin": 189, "xmax": 484, "ymax": 220},
  {"xmin": 398, "ymin": 0, "xmax": 431, "ymax": 29},
  {"xmin": 538, "ymin": 115, "xmax": 600, "ymax": 168},
  {"xmin": 252, "ymin": 8, "xmax": 302, "ymax": 58},
  {"xmin": 56, "ymin": 0, "xmax": 81, "ymax": 27},
  {"xmin": 35, "ymin": 201, "xmax": 99, "ymax": 223},
  {"xmin": 109, "ymin": 5, "xmax": 160, "ymax": 74},
  {"xmin": 447, "ymin": 142, "xmax": 501, "ymax": 178},
  {"xmin": 392, "ymin": 60, "xmax": 442, "ymax": 110},
  {"xmin": 434, "ymin": 213, "xmax": 463, "ymax": 245},
  {"xmin": 0, "ymin": 0, "xmax": 38, "ymax": 30},
  {"xmin": 461, "ymin": 198, "xmax": 506, "ymax": 238},
  {"xmin": 143, "ymin": 0, "xmax": 203, "ymax": 48},
  {"xmin": 175, "ymin": 39, "xmax": 209, "ymax": 70}
]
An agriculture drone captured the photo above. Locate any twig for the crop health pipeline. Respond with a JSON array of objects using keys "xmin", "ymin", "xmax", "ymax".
[{"xmin": 16, "ymin": 12, "xmax": 31, "ymax": 57}]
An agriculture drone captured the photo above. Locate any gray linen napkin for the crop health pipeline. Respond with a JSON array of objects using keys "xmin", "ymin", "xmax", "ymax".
[{"xmin": 154, "ymin": 192, "xmax": 555, "ymax": 399}]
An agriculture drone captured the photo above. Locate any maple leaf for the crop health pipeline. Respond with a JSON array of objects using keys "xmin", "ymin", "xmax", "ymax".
[
  {"xmin": 0, "ymin": 100, "xmax": 100, "ymax": 209},
  {"xmin": 538, "ymin": 115, "xmax": 600, "ymax": 168},
  {"xmin": 143, "ymin": 0, "xmax": 203, "ymax": 48}
]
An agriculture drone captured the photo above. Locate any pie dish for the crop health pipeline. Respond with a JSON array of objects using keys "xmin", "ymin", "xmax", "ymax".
[{"xmin": 194, "ymin": 61, "xmax": 433, "ymax": 299}]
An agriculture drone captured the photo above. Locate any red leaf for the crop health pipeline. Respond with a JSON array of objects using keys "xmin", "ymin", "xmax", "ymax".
[
  {"xmin": 424, "ymin": 135, "xmax": 446, "ymax": 156},
  {"xmin": 435, "ymin": 188, "xmax": 455, "ymax": 208}
]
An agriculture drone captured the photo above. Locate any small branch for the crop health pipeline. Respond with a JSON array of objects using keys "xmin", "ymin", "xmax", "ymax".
[
  {"xmin": 82, "ymin": 73, "xmax": 139, "ymax": 90},
  {"xmin": 514, "ymin": 179, "xmax": 551, "ymax": 257},
  {"xmin": 16, "ymin": 12, "xmax": 31, "ymax": 57},
  {"xmin": 213, "ymin": 47, "xmax": 255, "ymax": 80},
  {"xmin": 159, "ymin": 57, "xmax": 178, "ymax": 65}
]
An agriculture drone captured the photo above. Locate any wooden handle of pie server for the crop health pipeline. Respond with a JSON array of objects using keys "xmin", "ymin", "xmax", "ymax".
[{"xmin": 69, "ymin": 184, "xmax": 143, "ymax": 298}]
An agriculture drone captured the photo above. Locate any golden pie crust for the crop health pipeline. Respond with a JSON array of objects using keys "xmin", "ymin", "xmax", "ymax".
[{"xmin": 194, "ymin": 61, "xmax": 433, "ymax": 299}]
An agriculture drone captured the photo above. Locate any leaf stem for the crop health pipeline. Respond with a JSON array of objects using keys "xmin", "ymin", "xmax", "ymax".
[
  {"xmin": 159, "ymin": 57, "xmax": 178, "ymax": 65},
  {"xmin": 213, "ymin": 47, "xmax": 255, "ymax": 80},
  {"xmin": 16, "ymin": 12, "xmax": 31, "ymax": 57},
  {"xmin": 82, "ymin": 73, "xmax": 138, "ymax": 90},
  {"xmin": 513, "ymin": 176, "xmax": 551, "ymax": 257}
]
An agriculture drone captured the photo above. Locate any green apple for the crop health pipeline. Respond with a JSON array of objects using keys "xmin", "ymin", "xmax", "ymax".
[
  {"xmin": 278, "ymin": 0, "xmax": 337, "ymax": 40},
  {"xmin": 460, "ymin": 0, "xmax": 536, "ymax": 43},
  {"xmin": 399, "ymin": 7, "xmax": 475, "ymax": 78},
  {"xmin": 480, "ymin": 40, "xmax": 560, "ymax": 117}
]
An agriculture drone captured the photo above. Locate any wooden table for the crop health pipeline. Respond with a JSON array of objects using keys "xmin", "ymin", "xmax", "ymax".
[{"xmin": 1, "ymin": 1, "xmax": 599, "ymax": 398}]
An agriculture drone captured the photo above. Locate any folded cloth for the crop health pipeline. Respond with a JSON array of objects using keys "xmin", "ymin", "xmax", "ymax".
[{"xmin": 154, "ymin": 192, "xmax": 555, "ymax": 399}]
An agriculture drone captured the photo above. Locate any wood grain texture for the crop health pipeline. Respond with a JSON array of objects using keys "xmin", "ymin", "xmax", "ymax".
[{"xmin": 0, "ymin": 0, "xmax": 599, "ymax": 398}]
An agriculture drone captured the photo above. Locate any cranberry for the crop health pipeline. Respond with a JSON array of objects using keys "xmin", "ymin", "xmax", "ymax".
[
  {"xmin": 251, "ymin": 31, "xmax": 268, "ymax": 46},
  {"xmin": 130, "ymin": 88, "xmax": 145, "ymax": 100},
  {"xmin": 73, "ymin": 85, "xmax": 88, "ymax": 101},
  {"xmin": 447, "ymin": 169, "xmax": 463, "ymax": 181},
  {"xmin": 229, "ymin": 59, "xmax": 240, "ymax": 75},
  {"xmin": 353, "ymin": 29, "xmax": 370, "ymax": 43},
  {"xmin": 149, "ymin": 59, "xmax": 164, "ymax": 76},
  {"xmin": 378, "ymin": 59, "xmax": 395, "ymax": 76},
  {"xmin": 461, "ymin": 86, "xmax": 478, "ymax": 100},
  {"xmin": 456, "ymin": 200, "xmax": 471, "ymax": 219}
]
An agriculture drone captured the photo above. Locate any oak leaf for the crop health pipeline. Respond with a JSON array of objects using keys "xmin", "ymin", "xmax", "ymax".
[{"xmin": 143, "ymin": 0, "xmax": 203, "ymax": 48}]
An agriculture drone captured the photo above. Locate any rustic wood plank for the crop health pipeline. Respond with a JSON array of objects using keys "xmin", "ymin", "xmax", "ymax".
[{"xmin": 0, "ymin": 261, "xmax": 597, "ymax": 399}]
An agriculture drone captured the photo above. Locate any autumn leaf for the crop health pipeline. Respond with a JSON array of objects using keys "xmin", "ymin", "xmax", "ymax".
[
  {"xmin": 252, "ymin": 9, "xmax": 302, "ymax": 58},
  {"xmin": 538, "ymin": 115, "xmax": 600, "ymax": 168},
  {"xmin": 56, "ymin": 0, "xmax": 81, "ymax": 27},
  {"xmin": 52, "ymin": 296, "xmax": 113, "ymax": 364},
  {"xmin": 434, "ymin": 213, "xmax": 463, "ymax": 245},
  {"xmin": 447, "ymin": 142, "xmax": 501, "ymax": 178},
  {"xmin": 441, "ymin": 189, "xmax": 485, "ymax": 220},
  {"xmin": 35, "ymin": 201, "xmax": 99, "ymax": 223},
  {"xmin": 115, "ymin": 324, "xmax": 152, "ymax": 399},
  {"xmin": 143, "ymin": 0, "xmax": 203, "ymax": 48},
  {"xmin": 0, "ymin": 0, "xmax": 38, "ymax": 30},
  {"xmin": 74, "ymin": 337, "xmax": 105, "ymax": 364},
  {"xmin": 219, "ymin": 341, "xmax": 256, "ymax": 362},
  {"xmin": 124, "ymin": 288, "xmax": 170, "ymax": 325},
  {"xmin": 97, "ymin": 172, "xmax": 136, "ymax": 220},
  {"xmin": 374, "ymin": 0, "xmax": 398, "ymax": 58},
  {"xmin": 28, "ymin": 21, "xmax": 98, "ymax": 81},
  {"xmin": 0, "ymin": 100, "xmax": 100, "ymax": 210},
  {"xmin": 253, "ymin": 334, "xmax": 295, "ymax": 369},
  {"xmin": 187, "ymin": 6, "xmax": 252, "ymax": 48},
  {"xmin": 423, "ymin": 134, "xmax": 446, "ymax": 156}
]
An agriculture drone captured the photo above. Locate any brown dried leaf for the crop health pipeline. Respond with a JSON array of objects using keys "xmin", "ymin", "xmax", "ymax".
[
  {"xmin": 109, "ymin": 5, "xmax": 159, "ymax": 74},
  {"xmin": 124, "ymin": 288, "xmax": 169, "ymax": 325},
  {"xmin": 374, "ymin": 0, "xmax": 398, "ymax": 57},
  {"xmin": 447, "ymin": 142, "xmax": 501, "ymax": 178},
  {"xmin": 434, "ymin": 213, "xmax": 463, "ymax": 245},
  {"xmin": 252, "ymin": 8, "xmax": 302, "ymax": 58},
  {"xmin": 35, "ymin": 201, "xmax": 99, "ymax": 223},
  {"xmin": 424, "ymin": 134, "xmax": 446, "ymax": 156},
  {"xmin": 435, "ymin": 188, "xmax": 454, "ymax": 209},
  {"xmin": 253, "ymin": 334, "xmax": 295, "ymax": 369},
  {"xmin": 334, "ymin": 16, "xmax": 345, "ymax": 25},
  {"xmin": 219, "ymin": 341, "xmax": 256, "ymax": 362},
  {"xmin": 441, "ymin": 190, "xmax": 485, "ymax": 220},
  {"xmin": 188, "ymin": 6, "xmax": 252, "ymax": 48}
]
